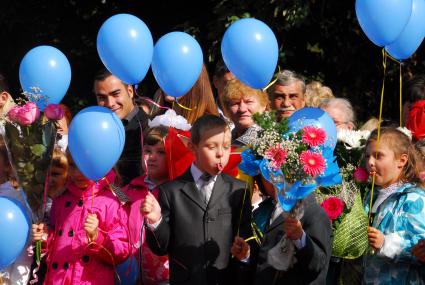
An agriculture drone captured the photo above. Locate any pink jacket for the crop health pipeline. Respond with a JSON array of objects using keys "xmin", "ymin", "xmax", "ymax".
[
  {"xmin": 123, "ymin": 176, "xmax": 169, "ymax": 285},
  {"xmin": 43, "ymin": 171, "xmax": 130, "ymax": 285}
]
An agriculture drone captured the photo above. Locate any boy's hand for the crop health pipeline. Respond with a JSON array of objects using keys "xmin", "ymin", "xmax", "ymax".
[
  {"xmin": 141, "ymin": 192, "xmax": 162, "ymax": 224},
  {"xmin": 32, "ymin": 223, "xmax": 47, "ymax": 241},
  {"xmin": 284, "ymin": 217, "xmax": 303, "ymax": 240},
  {"xmin": 412, "ymin": 240, "xmax": 425, "ymax": 262},
  {"xmin": 84, "ymin": 214, "xmax": 99, "ymax": 242},
  {"xmin": 231, "ymin": 236, "xmax": 250, "ymax": 261},
  {"xmin": 368, "ymin": 226, "xmax": 385, "ymax": 250}
]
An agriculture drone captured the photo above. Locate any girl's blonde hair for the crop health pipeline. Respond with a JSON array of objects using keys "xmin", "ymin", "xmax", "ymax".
[{"xmin": 367, "ymin": 127, "xmax": 422, "ymax": 186}]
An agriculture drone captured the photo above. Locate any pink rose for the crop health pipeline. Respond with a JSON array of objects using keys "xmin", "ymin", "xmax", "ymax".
[
  {"xmin": 7, "ymin": 107, "xmax": 20, "ymax": 122},
  {"xmin": 321, "ymin": 197, "xmax": 345, "ymax": 220},
  {"xmin": 353, "ymin": 167, "xmax": 369, "ymax": 183},
  {"xmin": 7, "ymin": 102, "xmax": 40, "ymax": 126},
  {"xmin": 44, "ymin": 104, "xmax": 64, "ymax": 120}
]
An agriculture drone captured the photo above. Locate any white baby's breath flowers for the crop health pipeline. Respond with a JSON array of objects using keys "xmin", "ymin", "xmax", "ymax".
[{"xmin": 337, "ymin": 129, "xmax": 370, "ymax": 149}]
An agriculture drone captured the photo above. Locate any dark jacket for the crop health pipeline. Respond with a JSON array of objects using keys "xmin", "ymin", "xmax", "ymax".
[
  {"xmin": 145, "ymin": 168, "xmax": 253, "ymax": 285},
  {"xmin": 253, "ymin": 194, "xmax": 332, "ymax": 285},
  {"xmin": 117, "ymin": 107, "xmax": 149, "ymax": 185}
]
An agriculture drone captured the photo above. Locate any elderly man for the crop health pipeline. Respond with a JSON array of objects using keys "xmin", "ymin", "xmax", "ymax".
[
  {"xmin": 94, "ymin": 68, "xmax": 149, "ymax": 185},
  {"xmin": 268, "ymin": 70, "xmax": 306, "ymax": 122},
  {"xmin": 320, "ymin": 98, "xmax": 356, "ymax": 130}
]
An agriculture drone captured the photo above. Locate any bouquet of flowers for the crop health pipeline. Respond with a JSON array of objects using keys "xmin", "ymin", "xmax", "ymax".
[
  {"xmin": 316, "ymin": 129, "xmax": 371, "ymax": 259},
  {"xmin": 239, "ymin": 112, "xmax": 340, "ymax": 212},
  {"xmin": 3, "ymin": 100, "xmax": 63, "ymax": 220}
]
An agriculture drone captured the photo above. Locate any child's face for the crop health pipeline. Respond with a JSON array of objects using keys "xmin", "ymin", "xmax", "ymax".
[
  {"xmin": 190, "ymin": 127, "xmax": 231, "ymax": 176},
  {"xmin": 68, "ymin": 159, "xmax": 90, "ymax": 189},
  {"xmin": 365, "ymin": 140, "xmax": 407, "ymax": 188},
  {"xmin": 143, "ymin": 142, "xmax": 168, "ymax": 181}
]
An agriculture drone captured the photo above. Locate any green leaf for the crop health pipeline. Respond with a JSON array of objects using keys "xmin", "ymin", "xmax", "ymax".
[{"xmin": 30, "ymin": 144, "xmax": 46, "ymax": 157}]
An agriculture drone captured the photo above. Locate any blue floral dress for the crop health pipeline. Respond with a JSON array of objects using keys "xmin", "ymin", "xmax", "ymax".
[{"xmin": 364, "ymin": 183, "xmax": 425, "ymax": 284}]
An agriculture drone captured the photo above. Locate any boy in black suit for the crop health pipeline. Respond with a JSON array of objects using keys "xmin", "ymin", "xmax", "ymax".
[{"xmin": 142, "ymin": 115, "xmax": 252, "ymax": 285}]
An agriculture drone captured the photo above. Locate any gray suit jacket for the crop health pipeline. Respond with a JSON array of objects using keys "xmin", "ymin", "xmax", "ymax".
[{"xmin": 145, "ymin": 169, "xmax": 252, "ymax": 285}]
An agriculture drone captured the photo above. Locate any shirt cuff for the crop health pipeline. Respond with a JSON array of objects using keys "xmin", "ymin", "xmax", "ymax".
[
  {"xmin": 293, "ymin": 231, "xmax": 306, "ymax": 249},
  {"xmin": 146, "ymin": 217, "xmax": 162, "ymax": 230}
]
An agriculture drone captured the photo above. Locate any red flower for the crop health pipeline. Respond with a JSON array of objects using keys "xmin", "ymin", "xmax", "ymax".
[
  {"xmin": 353, "ymin": 167, "xmax": 369, "ymax": 183},
  {"xmin": 321, "ymin": 197, "xmax": 345, "ymax": 220},
  {"xmin": 301, "ymin": 126, "xmax": 326, "ymax": 147},
  {"xmin": 299, "ymin": 150, "xmax": 326, "ymax": 176},
  {"xmin": 265, "ymin": 145, "xmax": 287, "ymax": 171}
]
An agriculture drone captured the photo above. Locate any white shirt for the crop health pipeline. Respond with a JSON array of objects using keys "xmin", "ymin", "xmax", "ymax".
[{"xmin": 191, "ymin": 163, "xmax": 217, "ymax": 199}]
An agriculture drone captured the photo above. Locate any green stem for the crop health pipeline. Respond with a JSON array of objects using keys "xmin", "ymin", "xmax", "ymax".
[{"xmin": 36, "ymin": 240, "xmax": 41, "ymax": 264}]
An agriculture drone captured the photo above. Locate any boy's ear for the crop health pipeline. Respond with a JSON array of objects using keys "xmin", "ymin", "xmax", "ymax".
[
  {"xmin": 398, "ymin": 153, "xmax": 408, "ymax": 168},
  {"xmin": 0, "ymin": 91, "xmax": 9, "ymax": 108},
  {"xmin": 177, "ymin": 134, "xmax": 191, "ymax": 148}
]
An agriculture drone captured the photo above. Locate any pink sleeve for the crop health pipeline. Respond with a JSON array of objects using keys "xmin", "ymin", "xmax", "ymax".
[{"xmin": 88, "ymin": 206, "xmax": 130, "ymax": 265}]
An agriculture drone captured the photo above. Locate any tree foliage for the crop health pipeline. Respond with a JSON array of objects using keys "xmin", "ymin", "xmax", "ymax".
[{"xmin": 0, "ymin": 0, "xmax": 424, "ymax": 122}]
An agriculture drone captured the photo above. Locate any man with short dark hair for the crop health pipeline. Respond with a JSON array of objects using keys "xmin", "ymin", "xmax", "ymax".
[{"xmin": 94, "ymin": 68, "xmax": 149, "ymax": 185}]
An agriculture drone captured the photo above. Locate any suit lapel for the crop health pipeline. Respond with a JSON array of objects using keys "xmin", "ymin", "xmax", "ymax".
[
  {"xmin": 207, "ymin": 174, "xmax": 227, "ymax": 209},
  {"xmin": 265, "ymin": 209, "xmax": 285, "ymax": 233},
  {"xmin": 179, "ymin": 169, "xmax": 207, "ymax": 211}
]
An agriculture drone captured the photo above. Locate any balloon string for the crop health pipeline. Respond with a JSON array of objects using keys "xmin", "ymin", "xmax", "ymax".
[
  {"xmin": 368, "ymin": 49, "xmax": 387, "ymax": 225},
  {"xmin": 140, "ymin": 97, "xmax": 171, "ymax": 110},
  {"xmin": 399, "ymin": 62, "xmax": 403, "ymax": 127},
  {"xmin": 173, "ymin": 98, "xmax": 194, "ymax": 111},
  {"xmin": 262, "ymin": 65, "xmax": 281, "ymax": 92},
  {"xmin": 85, "ymin": 240, "xmax": 120, "ymax": 283}
]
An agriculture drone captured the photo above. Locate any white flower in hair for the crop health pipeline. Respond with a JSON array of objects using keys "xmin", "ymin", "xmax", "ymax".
[
  {"xmin": 337, "ymin": 129, "xmax": 371, "ymax": 149},
  {"xmin": 396, "ymin": 127, "xmax": 412, "ymax": 140},
  {"xmin": 148, "ymin": 109, "xmax": 191, "ymax": 131}
]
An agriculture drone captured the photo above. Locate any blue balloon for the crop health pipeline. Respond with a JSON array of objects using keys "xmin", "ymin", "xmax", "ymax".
[
  {"xmin": 115, "ymin": 258, "xmax": 139, "ymax": 285},
  {"xmin": 0, "ymin": 197, "xmax": 30, "ymax": 270},
  {"xmin": 68, "ymin": 106, "xmax": 125, "ymax": 181},
  {"xmin": 19, "ymin": 45, "xmax": 71, "ymax": 111},
  {"xmin": 288, "ymin": 107, "xmax": 337, "ymax": 149},
  {"xmin": 151, "ymin": 32, "xmax": 203, "ymax": 98},
  {"xmin": 97, "ymin": 14, "xmax": 153, "ymax": 84},
  {"xmin": 355, "ymin": 0, "xmax": 413, "ymax": 47},
  {"xmin": 221, "ymin": 18, "xmax": 278, "ymax": 89},
  {"xmin": 386, "ymin": 0, "xmax": 425, "ymax": 60}
]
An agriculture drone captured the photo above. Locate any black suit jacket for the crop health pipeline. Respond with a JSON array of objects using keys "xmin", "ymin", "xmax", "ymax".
[
  {"xmin": 118, "ymin": 107, "xmax": 149, "ymax": 185},
  {"xmin": 145, "ymin": 169, "xmax": 252, "ymax": 285},
  {"xmin": 253, "ymin": 194, "xmax": 332, "ymax": 285}
]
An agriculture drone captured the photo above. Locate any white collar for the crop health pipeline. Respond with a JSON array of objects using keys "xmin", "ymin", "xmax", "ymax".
[{"xmin": 190, "ymin": 163, "xmax": 217, "ymax": 183}]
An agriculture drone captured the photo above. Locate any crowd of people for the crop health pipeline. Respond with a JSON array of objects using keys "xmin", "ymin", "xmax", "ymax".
[{"xmin": 0, "ymin": 60, "xmax": 425, "ymax": 285}]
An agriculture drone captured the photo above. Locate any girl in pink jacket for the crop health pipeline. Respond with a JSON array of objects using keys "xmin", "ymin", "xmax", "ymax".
[
  {"xmin": 122, "ymin": 111, "xmax": 194, "ymax": 285},
  {"xmin": 32, "ymin": 155, "xmax": 130, "ymax": 285}
]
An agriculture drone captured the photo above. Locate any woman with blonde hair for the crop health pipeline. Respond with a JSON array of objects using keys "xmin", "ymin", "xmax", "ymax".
[
  {"xmin": 305, "ymin": 81, "xmax": 334, "ymax": 107},
  {"xmin": 221, "ymin": 79, "xmax": 269, "ymax": 145},
  {"xmin": 150, "ymin": 64, "xmax": 219, "ymax": 124}
]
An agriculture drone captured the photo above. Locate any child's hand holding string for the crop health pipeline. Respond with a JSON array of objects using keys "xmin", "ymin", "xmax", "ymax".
[
  {"xmin": 141, "ymin": 192, "xmax": 162, "ymax": 224},
  {"xmin": 84, "ymin": 213, "xmax": 99, "ymax": 242},
  {"xmin": 32, "ymin": 223, "xmax": 47, "ymax": 242},
  {"xmin": 231, "ymin": 236, "xmax": 250, "ymax": 261},
  {"xmin": 368, "ymin": 226, "xmax": 385, "ymax": 251}
]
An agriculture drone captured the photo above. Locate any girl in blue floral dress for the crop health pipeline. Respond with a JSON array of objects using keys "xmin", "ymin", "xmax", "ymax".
[{"xmin": 364, "ymin": 127, "xmax": 425, "ymax": 284}]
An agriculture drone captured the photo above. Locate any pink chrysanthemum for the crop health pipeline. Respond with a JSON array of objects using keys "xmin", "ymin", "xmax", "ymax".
[
  {"xmin": 301, "ymin": 126, "xmax": 326, "ymax": 147},
  {"xmin": 265, "ymin": 145, "xmax": 287, "ymax": 171},
  {"xmin": 300, "ymin": 150, "xmax": 326, "ymax": 177}
]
